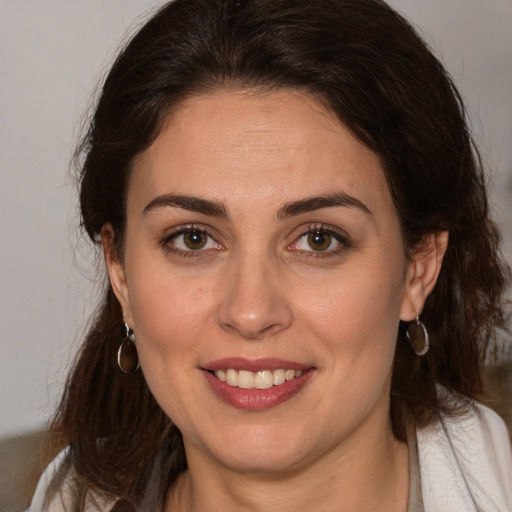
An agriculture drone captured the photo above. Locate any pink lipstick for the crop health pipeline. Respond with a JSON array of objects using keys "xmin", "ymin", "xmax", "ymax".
[{"xmin": 202, "ymin": 358, "xmax": 315, "ymax": 410}]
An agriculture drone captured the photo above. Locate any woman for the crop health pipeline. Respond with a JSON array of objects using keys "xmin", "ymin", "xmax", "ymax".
[{"xmin": 29, "ymin": 0, "xmax": 511, "ymax": 510}]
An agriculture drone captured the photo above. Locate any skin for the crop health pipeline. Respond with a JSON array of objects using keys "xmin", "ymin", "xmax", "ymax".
[{"xmin": 103, "ymin": 89, "xmax": 447, "ymax": 512}]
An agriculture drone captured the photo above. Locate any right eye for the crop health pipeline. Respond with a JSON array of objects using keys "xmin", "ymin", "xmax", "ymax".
[{"xmin": 164, "ymin": 227, "xmax": 221, "ymax": 255}]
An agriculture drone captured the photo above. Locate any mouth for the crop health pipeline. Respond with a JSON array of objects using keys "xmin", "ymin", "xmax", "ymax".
[
  {"xmin": 202, "ymin": 358, "xmax": 316, "ymax": 410},
  {"xmin": 209, "ymin": 368, "xmax": 308, "ymax": 389}
]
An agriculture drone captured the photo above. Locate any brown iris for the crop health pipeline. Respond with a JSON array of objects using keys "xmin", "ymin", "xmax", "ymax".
[
  {"xmin": 307, "ymin": 230, "xmax": 332, "ymax": 251},
  {"xmin": 183, "ymin": 230, "xmax": 208, "ymax": 250}
]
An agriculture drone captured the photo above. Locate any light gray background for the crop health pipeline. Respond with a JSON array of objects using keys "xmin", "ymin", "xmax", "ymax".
[{"xmin": 1, "ymin": 0, "xmax": 511, "ymax": 437}]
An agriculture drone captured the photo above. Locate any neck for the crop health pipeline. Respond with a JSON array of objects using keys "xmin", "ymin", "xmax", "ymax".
[{"xmin": 165, "ymin": 419, "xmax": 409, "ymax": 512}]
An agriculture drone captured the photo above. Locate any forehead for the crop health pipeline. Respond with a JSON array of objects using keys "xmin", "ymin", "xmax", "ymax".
[{"xmin": 129, "ymin": 89, "xmax": 392, "ymax": 216}]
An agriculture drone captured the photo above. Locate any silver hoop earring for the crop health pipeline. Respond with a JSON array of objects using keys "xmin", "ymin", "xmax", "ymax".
[
  {"xmin": 406, "ymin": 316, "xmax": 429, "ymax": 356},
  {"xmin": 117, "ymin": 322, "xmax": 140, "ymax": 374}
]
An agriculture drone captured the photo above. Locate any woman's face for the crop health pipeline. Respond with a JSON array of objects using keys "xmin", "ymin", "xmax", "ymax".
[{"xmin": 107, "ymin": 90, "xmax": 423, "ymax": 473}]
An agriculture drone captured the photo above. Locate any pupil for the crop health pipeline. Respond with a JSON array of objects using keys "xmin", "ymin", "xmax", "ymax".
[
  {"xmin": 184, "ymin": 230, "xmax": 206, "ymax": 249},
  {"xmin": 308, "ymin": 231, "xmax": 331, "ymax": 251}
]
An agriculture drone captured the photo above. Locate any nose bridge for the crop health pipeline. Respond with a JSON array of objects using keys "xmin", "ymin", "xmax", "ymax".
[{"xmin": 217, "ymin": 246, "xmax": 292, "ymax": 339}]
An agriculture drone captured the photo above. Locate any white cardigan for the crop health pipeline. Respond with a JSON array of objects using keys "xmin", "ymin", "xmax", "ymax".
[
  {"xmin": 416, "ymin": 400, "xmax": 512, "ymax": 510},
  {"xmin": 28, "ymin": 401, "xmax": 512, "ymax": 512}
]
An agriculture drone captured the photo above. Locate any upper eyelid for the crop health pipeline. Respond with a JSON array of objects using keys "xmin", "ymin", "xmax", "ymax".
[
  {"xmin": 165, "ymin": 223, "xmax": 215, "ymax": 238},
  {"xmin": 293, "ymin": 223, "xmax": 348, "ymax": 241}
]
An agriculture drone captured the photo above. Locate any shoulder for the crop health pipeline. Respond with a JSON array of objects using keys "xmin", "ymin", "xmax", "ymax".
[
  {"xmin": 27, "ymin": 448, "xmax": 117, "ymax": 512},
  {"xmin": 416, "ymin": 394, "xmax": 512, "ymax": 511},
  {"xmin": 28, "ymin": 448, "xmax": 72, "ymax": 512}
]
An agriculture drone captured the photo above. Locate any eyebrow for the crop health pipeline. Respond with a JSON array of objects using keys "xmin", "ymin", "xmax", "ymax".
[
  {"xmin": 276, "ymin": 192, "xmax": 373, "ymax": 220},
  {"xmin": 143, "ymin": 194, "xmax": 229, "ymax": 218},
  {"xmin": 142, "ymin": 191, "xmax": 372, "ymax": 220}
]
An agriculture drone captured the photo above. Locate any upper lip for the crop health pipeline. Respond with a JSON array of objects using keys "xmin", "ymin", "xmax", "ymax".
[{"xmin": 203, "ymin": 357, "xmax": 313, "ymax": 372}]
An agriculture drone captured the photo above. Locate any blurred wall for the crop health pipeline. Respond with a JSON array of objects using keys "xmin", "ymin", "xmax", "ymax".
[{"xmin": 1, "ymin": 0, "xmax": 511, "ymax": 437}]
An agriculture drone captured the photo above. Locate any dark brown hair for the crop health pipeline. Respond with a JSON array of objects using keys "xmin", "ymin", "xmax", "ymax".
[{"xmin": 48, "ymin": 0, "xmax": 509, "ymax": 509}]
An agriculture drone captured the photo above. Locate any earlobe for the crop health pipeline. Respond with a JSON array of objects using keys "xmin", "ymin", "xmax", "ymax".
[
  {"xmin": 101, "ymin": 223, "xmax": 132, "ymax": 322},
  {"xmin": 400, "ymin": 231, "xmax": 449, "ymax": 321}
]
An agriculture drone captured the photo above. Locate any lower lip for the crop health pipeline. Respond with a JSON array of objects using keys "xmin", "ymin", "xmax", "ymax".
[{"xmin": 202, "ymin": 369, "xmax": 315, "ymax": 410}]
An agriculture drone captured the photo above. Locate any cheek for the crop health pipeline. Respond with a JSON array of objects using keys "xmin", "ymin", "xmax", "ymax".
[
  {"xmin": 295, "ymin": 264, "xmax": 405, "ymax": 366},
  {"xmin": 304, "ymin": 266, "xmax": 404, "ymax": 320},
  {"xmin": 126, "ymin": 262, "xmax": 215, "ymax": 357},
  {"xmin": 125, "ymin": 270, "xmax": 216, "ymax": 424}
]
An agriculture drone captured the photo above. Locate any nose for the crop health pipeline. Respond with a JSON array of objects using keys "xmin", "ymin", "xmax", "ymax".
[{"xmin": 216, "ymin": 254, "xmax": 293, "ymax": 340}]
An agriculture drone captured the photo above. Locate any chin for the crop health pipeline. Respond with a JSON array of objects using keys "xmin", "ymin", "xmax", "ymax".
[{"xmin": 195, "ymin": 421, "xmax": 317, "ymax": 474}]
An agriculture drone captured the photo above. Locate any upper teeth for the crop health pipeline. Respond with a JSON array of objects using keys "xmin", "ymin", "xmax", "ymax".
[{"xmin": 214, "ymin": 368, "xmax": 304, "ymax": 389}]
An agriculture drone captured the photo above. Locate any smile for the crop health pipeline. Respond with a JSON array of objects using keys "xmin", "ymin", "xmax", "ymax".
[{"xmin": 213, "ymin": 368, "xmax": 305, "ymax": 389}]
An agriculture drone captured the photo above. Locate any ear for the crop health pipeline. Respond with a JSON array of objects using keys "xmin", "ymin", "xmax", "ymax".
[
  {"xmin": 400, "ymin": 231, "xmax": 449, "ymax": 321},
  {"xmin": 101, "ymin": 223, "xmax": 132, "ymax": 324}
]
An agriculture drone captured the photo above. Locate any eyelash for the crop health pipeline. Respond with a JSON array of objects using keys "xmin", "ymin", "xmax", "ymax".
[
  {"xmin": 288, "ymin": 224, "xmax": 350, "ymax": 259},
  {"xmin": 160, "ymin": 223, "xmax": 350, "ymax": 260}
]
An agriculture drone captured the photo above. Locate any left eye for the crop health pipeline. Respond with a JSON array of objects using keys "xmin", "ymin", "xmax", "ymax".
[
  {"xmin": 294, "ymin": 229, "xmax": 343, "ymax": 252},
  {"xmin": 170, "ymin": 229, "xmax": 218, "ymax": 251}
]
